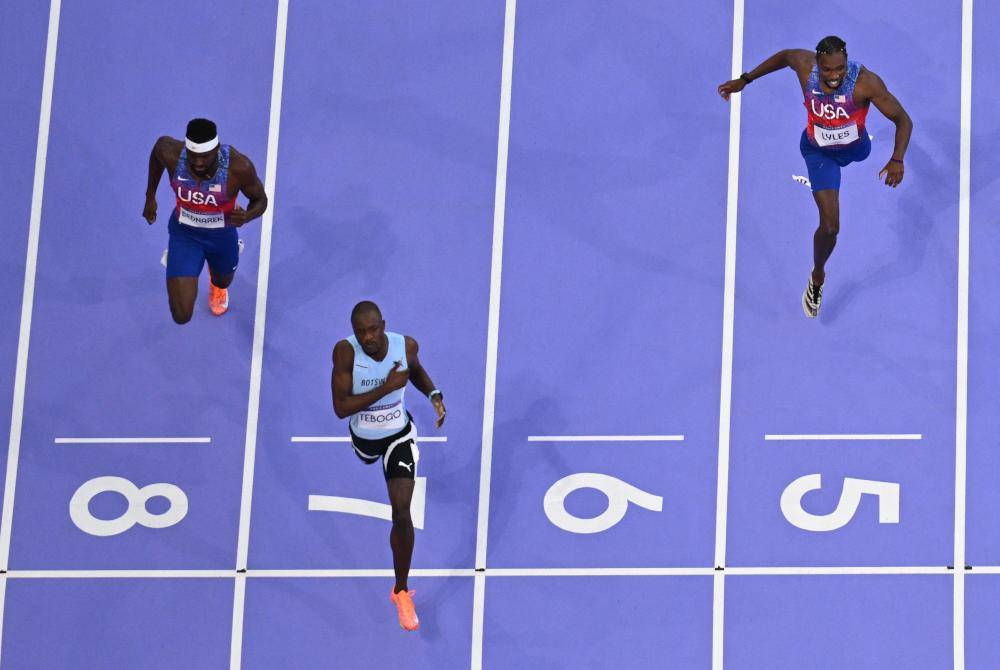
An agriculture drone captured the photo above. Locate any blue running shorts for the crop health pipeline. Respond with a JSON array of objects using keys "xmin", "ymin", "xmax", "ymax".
[
  {"xmin": 799, "ymin": 130, "xmax": 872, "ymax": 192},
  {"xmin": 166, "ymin": 212, "xmax": 240, "ymax": 278}
]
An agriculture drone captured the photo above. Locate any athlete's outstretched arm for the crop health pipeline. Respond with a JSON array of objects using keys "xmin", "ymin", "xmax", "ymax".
[
  {"xmin": 404, "ymin": 336, "xmax": 446, "ymax": 428},
  {"xmin": 143, "ymin": 136, "xmax": 177, "ymax": 224},
  {"xmin": 226, "ymin": 149, "xmax": 268, "ymax": 227},
  {"xmin": 331, "ymin": 340, "xmax": 409, "ymax": 419},
  {"xmin": 717, "ymin": 49, "xmax": 813, "ymax": 100},
  {"xmin": 865, "ymin": 71, "xmax": 912, "ymax": 188}
]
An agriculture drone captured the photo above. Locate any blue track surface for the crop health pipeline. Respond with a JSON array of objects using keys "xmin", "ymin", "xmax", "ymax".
[{"xmin": 0, "ymin": 1, "xmax": 995, "ymax": 668}]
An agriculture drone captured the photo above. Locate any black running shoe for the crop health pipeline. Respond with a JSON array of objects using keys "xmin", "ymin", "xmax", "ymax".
[{"xmin": 802, "ymin": 279, "xmax": 823, "ymax": 318}]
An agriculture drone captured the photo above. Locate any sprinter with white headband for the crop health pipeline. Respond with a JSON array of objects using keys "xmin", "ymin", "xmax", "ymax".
[{"xmin": 143, "ymin": 118, "xmax": 267, "ymax": 322}]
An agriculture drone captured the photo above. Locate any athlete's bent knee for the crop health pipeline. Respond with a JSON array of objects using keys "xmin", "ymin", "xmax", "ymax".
[
  {"xmin": 210, "ymin": 273, "xmax": 234, "ymax": 289},
  {"xmin": 818, "ymin": 218, "xmax": 839, "ymax": 237},
  {"xmin": 170, "ymin": 307, "xmax": 193, "ymax": 325}
]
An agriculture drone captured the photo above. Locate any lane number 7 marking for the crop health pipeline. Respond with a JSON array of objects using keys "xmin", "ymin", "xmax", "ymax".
[{"xmin": 308, "ymin": 477, "xmax": 427, "ymax": 529}]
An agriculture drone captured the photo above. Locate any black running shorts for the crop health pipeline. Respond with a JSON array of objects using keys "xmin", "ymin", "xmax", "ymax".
[{"xmin": 349, "ymin": 415, "xmax": 419, "ymax": 481}]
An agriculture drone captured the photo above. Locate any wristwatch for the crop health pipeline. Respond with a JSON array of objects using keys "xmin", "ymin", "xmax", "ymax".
[
  {"xmin": 739, "ymin": 72, "xmax": 753, "ymax": 84},
  {"xmin": 428, "ymin": 389, "xmax": 443, "ymax": 401}
]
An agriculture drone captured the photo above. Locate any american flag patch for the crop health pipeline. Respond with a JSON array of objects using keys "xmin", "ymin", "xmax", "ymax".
[
  {"xmin": 834, "ymin": 95, "xmax": 846, "ymax": 103},
  {"xmin": 209, "ymin": 183, "xmax": 222, "ymax": 192}
]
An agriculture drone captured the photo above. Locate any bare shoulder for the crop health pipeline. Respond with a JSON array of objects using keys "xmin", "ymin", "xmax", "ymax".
[
  {"xmin": 856, "ymin": 67, "xmax": 886, "ymax": 90},
  {"xmin": 786, "ymin": 48, "xmax": 816, "ymax": 73},
  {"xmin": 404, "ymin": 335, "xmax": 419, "ymax": 358},
  {"xmin": 333, "ymin": 339, "xmax": 354, "ymax": 367},
  {"xmin": 855, "ymin": 67, "xmax": 888, "ymax": 101},
  {"xmin": 155, "ymin": 135, "xmax": 183, "ymax": 152},
  {"xmin": 154, "ymin": 136, "xmax": 182, "ymax": 168},
  {"xmin": 227, "ymin": 147, "xmax": 258, "ymax": 178}
]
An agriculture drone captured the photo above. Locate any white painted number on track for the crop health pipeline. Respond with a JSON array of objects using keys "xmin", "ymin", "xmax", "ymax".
[
  {"xmin": 543, "ymin": 473, "xmax": 663, "ymax": 534},
  {"xmin": 308, "ymin": 477, "xmax": 427, "ymax": 529},
  {"xmin": 780, "ymin": 474, "xmax": 900, "ymax": 532},
  {"xmin": 69, "ymin": 476, "xmax": 189, "ymax": 537}
]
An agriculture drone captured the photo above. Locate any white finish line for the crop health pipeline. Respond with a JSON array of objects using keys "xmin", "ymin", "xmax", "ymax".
[{"xmin": 0, "ymin": 565, "xmax": 965, "ymax": 579}]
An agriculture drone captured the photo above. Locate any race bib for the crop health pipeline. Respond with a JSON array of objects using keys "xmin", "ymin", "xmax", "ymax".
[
  {"xmin": 815, "ymin": 122, "xmax": 859, "ymax": 147},
  {"xmin": 178, "ymin": 207, "xmax": 226, "ymax": 229},
  {"xmin": 356, "ymin": 400, "xmax": 406, "ymax": 431}
]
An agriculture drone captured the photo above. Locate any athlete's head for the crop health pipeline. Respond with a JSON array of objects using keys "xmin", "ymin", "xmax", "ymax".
[
  {"xmin": 185, "ymin": 118, "xmax": 219, "ymax": 179},
  {"xmin": 351, "ymin": 301, "xmax": 386, "ymax": 357},
  {"xmin": 815, "ymin": 36, "xmax": 848, "ymax": 89}
]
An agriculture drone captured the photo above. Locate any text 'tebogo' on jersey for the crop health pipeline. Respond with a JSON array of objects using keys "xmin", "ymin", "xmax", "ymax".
[{"xmin": 348, "ymin": 332, "xmax": 409, "ymax": 440}]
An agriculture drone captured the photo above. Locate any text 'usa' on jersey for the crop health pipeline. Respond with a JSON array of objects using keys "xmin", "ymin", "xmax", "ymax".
[
  {"xmin": 803, "ymin": 61, "xmax": 870, "ymax": 149},
  {"xmin": 169, "ymin": 145, "xmax": 236, "ymax": 229}
]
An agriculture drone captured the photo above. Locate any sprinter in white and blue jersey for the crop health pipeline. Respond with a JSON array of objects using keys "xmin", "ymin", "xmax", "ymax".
[{"xmin": 331, "ymin": 301, "xmax": 446, "ymax": 632}]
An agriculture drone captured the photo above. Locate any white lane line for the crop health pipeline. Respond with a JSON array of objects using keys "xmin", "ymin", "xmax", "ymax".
[
  {"xmin": 527, "ymin": 435, "xmax": 684, "ymax": 442},
  {"xmin": 230, "ymin": 2, "xmax": 288, "ymax": 669},
  {"xmin": 714, "ymin": 0, "xmax": 744, "ymax": 667},
  {"xmin": 0, "ymin": 0, "xmax": 62, "ymax": 660},
  {"xmin": 712, "ymin": 571, "xmax": 725, "ymax": 670},
  {"xmin": 0, "ymin": 0, "xmax": 62, "ymax": 574},
  {"xmin": 290, "ymin": 436, "xmax": 447, "ymax": 443},
  {"xmin": 764, "ymin": 433, "xmax": 922, "ymax": 441},
  {"xmin": 0, "ymin": 6, "xmax": 62, "ymax": 665},
  {"xmin": 471, "ymin": 572, "xmax": 487, "ymax": 670},
  {"xmin": 472, "ymin": 2, "xmax": 517, "ymax": 668},
  {"xmin": 233, "ymin": 0, "xmax": 288, "ymax": 579},
  {"xmin": 955, "ymin": 1, "xmax": 973, "ymax": 668},
  {"xmin": 230, "ymin": 572, "xmax": 247, "ymax": 670},
  {"xmin": 54, "ymin": 437, "xmax": 211, "ymax": 444}
]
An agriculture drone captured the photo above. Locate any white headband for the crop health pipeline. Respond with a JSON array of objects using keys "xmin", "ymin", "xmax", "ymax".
[{"xmin": 185, "ymin": 136, "xmax": 219, "ymax": 153}]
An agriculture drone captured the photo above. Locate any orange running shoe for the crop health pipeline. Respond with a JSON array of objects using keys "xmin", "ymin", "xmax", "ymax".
[
  {"xmin": 389, "ymin": 589, "xmax": 419, "ymax": 631},
  {"xmin": 208, "ymin": 281, "xmax": 229, "ymax": 316}
]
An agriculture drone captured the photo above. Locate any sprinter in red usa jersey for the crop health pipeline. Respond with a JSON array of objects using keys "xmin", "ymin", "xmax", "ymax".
[
  {"xmin": 143, "ymin": 118, "xmax": 267, "ymax": 323},
  {"xmin": 718, "ymin": 36, "xmax": 913, "ymax": 318}
]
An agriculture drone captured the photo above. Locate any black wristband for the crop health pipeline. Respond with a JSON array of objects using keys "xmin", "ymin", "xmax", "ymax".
[
  {"xmin": 889, "ymin": 158, "xmax": 903, "ymax": 164},
  {"xmin": 739, "ymin": 72, "xmax": 753, "ymax": 84}
]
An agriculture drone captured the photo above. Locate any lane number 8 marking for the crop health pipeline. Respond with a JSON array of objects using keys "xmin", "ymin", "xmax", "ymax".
[
  {"xmin": 544, "ymin": 472, "xmax": 663, "ymax": 534},
  {"xmin": 780, "ymin": 474, "xmax": 900, "ymax": 532},
  {"xmin": 69, "ymin": 476, "xmax": 189, "ymax": 537}
]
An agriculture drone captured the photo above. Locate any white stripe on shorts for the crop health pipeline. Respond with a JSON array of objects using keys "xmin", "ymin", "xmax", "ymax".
[{"xmin": 383, "ymin": 423, "xmax": 418, "ymax": 475}]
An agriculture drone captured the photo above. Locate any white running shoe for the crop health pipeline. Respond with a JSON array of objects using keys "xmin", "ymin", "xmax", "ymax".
[{"xmin": 802, "ymin": 279, "xmax": 823, "ymax": 318}]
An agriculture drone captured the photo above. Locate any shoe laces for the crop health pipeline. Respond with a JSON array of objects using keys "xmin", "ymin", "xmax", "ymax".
[{"xmin": 809, "ymin": 281, "xmax": 823, "ymax": 302}]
